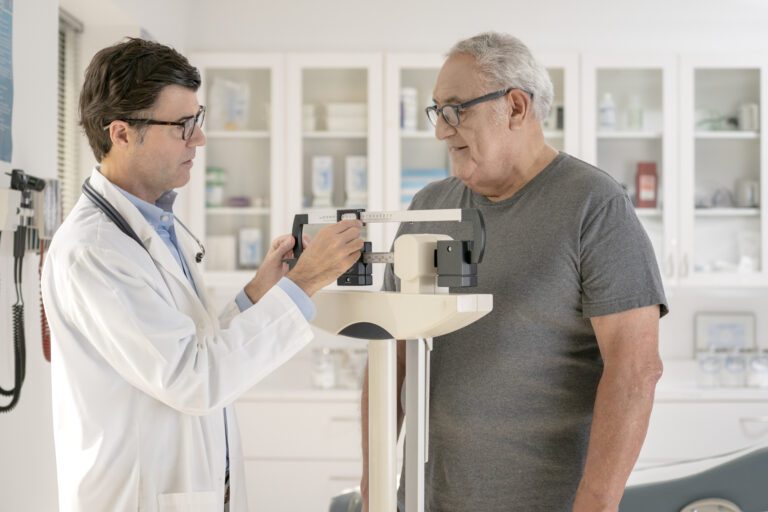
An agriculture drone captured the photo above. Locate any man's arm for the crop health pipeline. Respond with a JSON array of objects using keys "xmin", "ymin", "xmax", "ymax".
[
  {"xmin": 572, "ymin": 305, "xmax": 663, "ymax": 512},
  {"xmin": 360, "ymin": 340, "xmax": 406, "ymax": 512}
]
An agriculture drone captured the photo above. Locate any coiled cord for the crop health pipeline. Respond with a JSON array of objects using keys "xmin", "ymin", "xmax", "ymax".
[
  {"xmin": 0, "ymin": 227, "xmax": 27, "ymax": 412},
  {"xmin": 39, "ymin": 239, "xmax": 50, "ymax": 362}
]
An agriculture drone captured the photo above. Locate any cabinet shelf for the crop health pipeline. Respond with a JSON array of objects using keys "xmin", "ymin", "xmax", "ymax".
[
  {"xmin": 636, "ymin": 208, "xmax": 662, "ymax": 217},
  {"xmin": 303, "ymin": 131, "xmax": 367, "ymax": 139},
  {"xmin": 206, "ymin": 207, "xmax": 271, "ymax": 216},
  {"xmin": 597, "ymin": 131, "xmax": 662, "ymax": 139},
  {"xmin": 695, "ymin": 131, "xmax": 760, "ymax": 140},
  {"xmin": 400, "ymin": 130, "xmax": 437, "ymax": 139},
  {"xmin": 694, "ymin": 207, "xmax": 760, "ymax": 217},
  {"xmin": 207, "ymin": 130, "xmax": 270, "ymax": 139}
]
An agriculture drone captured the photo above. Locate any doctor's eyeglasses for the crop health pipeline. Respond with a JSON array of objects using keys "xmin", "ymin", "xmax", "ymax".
[
  {"xmin": 104, "ymin": 105, "xmax": 206, "ymax": 140},
  {"xmin": 425, "ymin": 88, "xmax": 533, "ymax": 128}
]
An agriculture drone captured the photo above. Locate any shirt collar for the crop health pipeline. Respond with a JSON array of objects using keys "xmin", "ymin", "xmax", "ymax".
[{"xmin": 111, "ymin": 181, "xmax": 178, "ymax": 230}]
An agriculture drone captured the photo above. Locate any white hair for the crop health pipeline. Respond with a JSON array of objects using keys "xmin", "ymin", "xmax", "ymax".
[{"xmin": 448, "ymin": 32, "xmax": 554, "ymax": 121}]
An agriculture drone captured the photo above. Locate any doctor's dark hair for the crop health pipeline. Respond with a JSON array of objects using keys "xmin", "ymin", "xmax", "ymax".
[{"xmin": 79, "ymin": 38, "xmax": 201, "ymax": 162}]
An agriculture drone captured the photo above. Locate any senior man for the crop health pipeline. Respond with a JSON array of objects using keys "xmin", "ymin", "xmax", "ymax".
[{"xmin": 360, "ymin": 32, "xmax": 667, "ymax": 512}]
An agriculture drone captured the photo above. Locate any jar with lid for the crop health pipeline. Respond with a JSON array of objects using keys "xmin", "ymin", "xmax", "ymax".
[
  {"xmin": 721, "ymin": 348, "xmax": 750, "ymax": 387},
  {"xmin": 747, "ymin": 348, "xmax": 768, "ymax": 388},
  {"xmin": 696, "ymin": 348, "xmax": 723, "ymax": 388},
  {"xmin": 205, "ymin": 166, "xmax": 226, "ymax": 207}
]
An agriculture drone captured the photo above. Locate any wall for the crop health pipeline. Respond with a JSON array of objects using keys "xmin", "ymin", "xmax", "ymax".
[
  {"xmin": 0, "ymin": 1, "xmax": 60, "ymax": 510},
  {"xmin": 186, "ymin": 0, "xmax": 768, "ymax": 54},
  {"xmin": 186, "ymin": 0, "xmax": 768, "ymax": 360}
]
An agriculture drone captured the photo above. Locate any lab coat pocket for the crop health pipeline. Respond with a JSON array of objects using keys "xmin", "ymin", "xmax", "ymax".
[{"xmin": 157, "ymin": 491, "xmax": 218, "ymax": 512}]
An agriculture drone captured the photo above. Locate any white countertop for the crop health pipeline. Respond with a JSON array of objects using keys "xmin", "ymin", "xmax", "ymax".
[
  {"xmin": 238, "ymin": 357, "xmax": 768, "ymax": 403},
  {"xmin": 655, "ymin": 360, "xmax": 768, "ymax": 401}
]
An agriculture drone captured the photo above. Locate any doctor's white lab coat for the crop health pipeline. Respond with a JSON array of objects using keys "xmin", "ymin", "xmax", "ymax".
[{"xmin": 41, "ymin": 169, "xmax": 314, "ymax": 512}]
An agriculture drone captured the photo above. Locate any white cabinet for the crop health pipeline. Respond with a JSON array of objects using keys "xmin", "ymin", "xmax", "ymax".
[
  {"xmin": 581, "ymin": 54, "xmax": 678, "ymax": 287},
  {"xmin": 679, "ymin": 55, "xmax": 767, "ymax": 286},
  {"xmin": 539, "ymin": 53, "xmax": 580, "ymax": 157},
  {"xmin": 639, "ymin": 400, "xmax": 768, "ymax": 464},
  {"xmin": 189, "ymin": 53, "xmax": 286, "ymax": 289},
  {"xmin": 384, "ymin": 53, "xmax": 446, "ymax": 246},
  {"xmin": 243, "ymin": 459, "xmax": 361, "ymax": 512},
  {"xmin": 285, "ymin": 53, "xmax": 386, "ymax": 263},
  {"xmin": 235, "ymin": 395, "xmax": 364, "ymax": 512}
]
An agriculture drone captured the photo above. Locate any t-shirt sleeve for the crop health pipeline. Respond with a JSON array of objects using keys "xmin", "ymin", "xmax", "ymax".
[{"xmin": 580, "ymin": 194, "xmax": 668, "ymax": 318}]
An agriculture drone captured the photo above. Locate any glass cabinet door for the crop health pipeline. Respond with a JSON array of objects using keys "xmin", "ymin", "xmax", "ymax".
[
  {"xmin": 384, "ymin": 54, "xmax": 446, "ymax": 247},
  {"xmin": 539, "ymin": 53, "xmax": 580, "ymax": 158},
  {"xmin": 680, "ymin": 57, "xmax": 766, "ymax": 286},
  {"xmin": 286, "ymin": 54, "xmax": 384, "ymax": 286},
  {"xmin": 581, "ymin": 55, "xmax": 677, "ymax": 287},
  {"xmin": 190, "ymin": 54, "xmax": 285, "ymax": 288}
]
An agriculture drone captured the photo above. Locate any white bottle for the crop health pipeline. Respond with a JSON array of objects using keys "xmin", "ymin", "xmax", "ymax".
[
  {"xmin": 627, "ymin": 94, "xmax": 644, "ymax": 131},
  {"xmin": 599, "ymin": 92, "xmax": 616, "ymax": 130},
  {"xmin": 400, "ymin": 87, "xmax": 418, "ymax": 132},
  {"xmin": 345, "ymin": 155, "xmax": 368, "ymax": 207},
  {"xmin": 311, "ymin": 156, "xmax": 334, "ymax": 207}
]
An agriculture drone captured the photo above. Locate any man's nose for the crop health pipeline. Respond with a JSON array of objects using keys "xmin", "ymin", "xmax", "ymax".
[
  {"xmin": 434, "ymin": 114, "xmax": 456, "ymax": 140},
  {"xmin": 188, "ymin": 125, "xmax": 206, "ymax": 147}
]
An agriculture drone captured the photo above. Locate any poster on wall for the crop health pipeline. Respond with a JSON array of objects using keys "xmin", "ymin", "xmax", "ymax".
[{"xmin": 0, "ymin": 0, "xmax": 12, "ymax": 166}]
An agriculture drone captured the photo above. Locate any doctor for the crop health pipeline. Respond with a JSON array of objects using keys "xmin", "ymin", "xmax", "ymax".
[{"xmin": 41, "ymin": 38, "xmax": 363, "ymax": 512}]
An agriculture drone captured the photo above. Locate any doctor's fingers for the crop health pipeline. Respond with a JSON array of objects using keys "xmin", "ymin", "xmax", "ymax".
[
  {"xmin": 270, "ymin": 234, "xmax": 295, "ymax": 251},
  {"xmin": 314, "ymin": 224, "xmax": 362, "ymax": 247},
  {"xmin": 329, "ymin": 218, "xmax": 363, "ymax": 235}
]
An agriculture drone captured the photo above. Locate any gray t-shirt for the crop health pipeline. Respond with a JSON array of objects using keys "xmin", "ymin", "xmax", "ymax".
[{"xmin": 386, "ymin": 152, "xmax": 668, "ymax": 511}]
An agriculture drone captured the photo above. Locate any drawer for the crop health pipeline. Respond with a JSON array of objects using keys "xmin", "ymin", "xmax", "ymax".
[
  {"xmin": 235, "ymin": 401, "xmax": 362, "ymax": 459},
  {"xmin": 243, "ymin": 459, "xmax": 362, "ymax": 512},
  {"xmin": 639, "ymin": 402, "xmax": 768, "ymax": 463}
]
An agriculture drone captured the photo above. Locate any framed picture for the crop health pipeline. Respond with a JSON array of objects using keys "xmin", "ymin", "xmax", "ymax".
[{"xmin": 694, "ymin": 312, "xmax": 756, "ymax": 352}]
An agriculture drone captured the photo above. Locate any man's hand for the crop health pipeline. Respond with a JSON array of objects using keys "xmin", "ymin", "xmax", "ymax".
[
  {"xmin": 287, "ymin": 219, "xmax": 364, "ymax": 297},
  {"xmin": 243, "ymin": 234, "xmax": 298, "ymax": 303}
]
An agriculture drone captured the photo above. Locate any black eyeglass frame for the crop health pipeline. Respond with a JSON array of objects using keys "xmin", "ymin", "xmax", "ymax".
[
  {"xmin": 425, "ymin": 87, "xmax": 533, "ymax": 128},
  {"xmin": 103, "ymin": 105, "xmax": 206, "ymax": 140}
]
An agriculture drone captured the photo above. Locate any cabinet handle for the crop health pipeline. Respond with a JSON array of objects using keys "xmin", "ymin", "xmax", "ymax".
[
  {"xmin": 330, "ymin": 416, "xmax": 360, "ymax": 423},
  {"xmin": 681, "ymin": 253, "xmax": 689, "ymax": 277},
  {"xmin": 739, "ymin": 416, "xmax": 768, "ymax": 425},
  {"xmin": 666, "ymin": 253, "xmax": 675, "ymax": 278}
]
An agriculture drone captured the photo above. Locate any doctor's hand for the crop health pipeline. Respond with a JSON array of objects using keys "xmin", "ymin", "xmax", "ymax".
[
  {"xmin": 244, "ymin": 234, "xmax": 302, "ymax": 303},
  {"xmin": 287, "ymin": 219, "xmax": 364, "ymax": 297}
]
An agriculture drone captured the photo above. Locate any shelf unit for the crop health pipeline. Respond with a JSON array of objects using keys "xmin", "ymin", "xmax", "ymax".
[
  {"xmin": 680, "ymin": 54, "xmax": 767, "ymax": 285},
  {"xmin": 581, "ymin": 54, "xmax": 678, "ymax": 286},
  {"xmin": 383, "ymin": 53, "xmax": 447, "ymax": 246},
  {"xmin": 188, "ymin": 53, "xmax": 285, "ymax": 284},
  {"xmin": 286, "ymin": 54, "xmax": 385, "ymax": 271},
  {"xmin": 539, "ymin": 53, "xmax": 580, "ymax": 157}
]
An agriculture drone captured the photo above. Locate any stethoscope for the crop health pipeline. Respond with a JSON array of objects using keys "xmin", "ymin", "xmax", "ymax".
[{"xmin": 82, "ymin": 178, "xmax": 206, "ymax": 263}]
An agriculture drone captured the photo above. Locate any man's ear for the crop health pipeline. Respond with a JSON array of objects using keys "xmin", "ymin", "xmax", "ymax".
[
  {"xmin": 107, "ymin": 121, "xmax": 131, "ymax": 149},
  {"xmin": 507, "ymin": 89, "xmax": 530, "ymax": 129}
]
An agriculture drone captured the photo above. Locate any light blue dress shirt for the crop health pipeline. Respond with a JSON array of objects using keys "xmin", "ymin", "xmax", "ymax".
[{"xmin": 114, "ymin": 185, "xmax": 315, "ymax": 320}]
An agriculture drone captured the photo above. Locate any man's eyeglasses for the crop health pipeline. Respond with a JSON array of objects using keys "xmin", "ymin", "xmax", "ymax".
[
  {"xmin": 425, "ymin": 88, "xmax": 532, "ymax": 128},
  {"xmin": 104, "ymin": 105, "xmax": 206, "ymax": 140}
]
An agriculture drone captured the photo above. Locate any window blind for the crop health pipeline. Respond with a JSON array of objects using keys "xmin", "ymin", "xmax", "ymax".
[{"xmin": 57, "ymin": 10, "xmax": 82, "ymax": 218}]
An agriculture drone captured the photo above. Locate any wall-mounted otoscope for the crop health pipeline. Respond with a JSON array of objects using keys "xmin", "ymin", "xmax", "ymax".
[{"xmin": 0, "ymin": 169, "xmax": 47, "ymax": 413}]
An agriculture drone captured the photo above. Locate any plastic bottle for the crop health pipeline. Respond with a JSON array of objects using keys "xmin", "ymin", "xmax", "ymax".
[
  {"xmin": 205, "ymin": 166, "xmax": 226, "ymax": 207},
  {"xmin": 635, "ymin": 162, "xmax": 658, "ymax": 208},
  {"xmin": 599, "ymin": 92, "xmax": 616, "ymax": 130},
  {"xmin": 627, "ymin": 94, "xmax": 644, "ymax": 131},
  {"xmin": 400, "ymin": 87, "xmax": 418, "ymax": 131}
]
